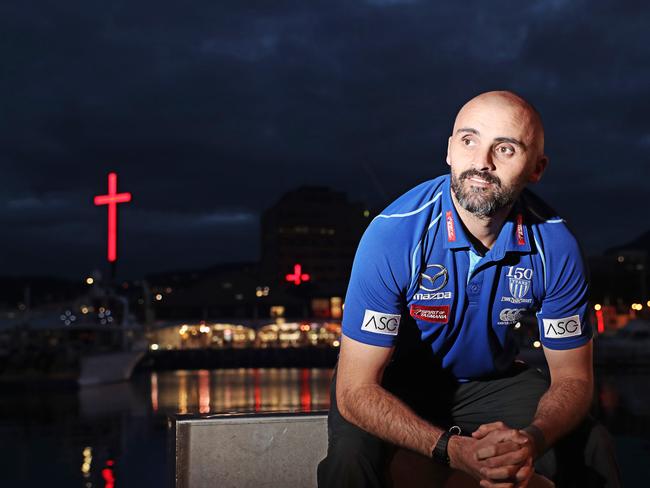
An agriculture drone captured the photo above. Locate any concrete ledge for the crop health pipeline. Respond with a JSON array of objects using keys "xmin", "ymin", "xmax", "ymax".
[
  {"xmin": 171, "ymin": 412, "xmax": 328, "ymax": 488},
  {"xmin": 169, "ymin": 411, "xmax": 554, "ymax": 488}
]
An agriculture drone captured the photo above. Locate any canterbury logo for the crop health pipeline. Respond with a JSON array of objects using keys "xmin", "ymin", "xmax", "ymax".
[{"xmin": 499, "ymin": 308, "xmax": 526, "ymax": 323}]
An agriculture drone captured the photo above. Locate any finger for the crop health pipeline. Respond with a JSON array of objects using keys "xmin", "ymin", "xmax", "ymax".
[
  {"xmin": 479, "ymin": 479, "xmax": 515, "ymax": 488},
  {"xmin": 474, "ymin": 421, "xmax": 507, "ymax": 438},
  {"xmin": 477, "ymin": 441, "xmax": 521, "ymax": 460},
  {"xmin": 515, "ymin": 460, "xmax": 534, "ymax": 481},
  {"xmin": 484, "ymin": 428, "xmax": 530, "ymax": 445},
  {"xmin": 483, "ymin": 446, "xmax": 531, "ymax": 468},
  {"xmin": 481, "ymin": 464, "xmax": 520, "ymax": 481},
  {"xmin": 515, "ymin": 471, "xmax": 533, "ymax": 488}
]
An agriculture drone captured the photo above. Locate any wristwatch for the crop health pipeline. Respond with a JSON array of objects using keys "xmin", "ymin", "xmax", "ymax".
[{"xmin": 432, "ymin": 426, "xmax": 461, "ymax": 465}]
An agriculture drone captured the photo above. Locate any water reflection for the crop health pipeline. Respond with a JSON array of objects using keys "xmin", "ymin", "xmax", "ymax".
[
  {"xmin": 1, "ymin": 369, "xmax": 649, "ymax": 486},
  {"xmin": 151, "ymin": 368, "xmax": 334, "ymax": 415}
]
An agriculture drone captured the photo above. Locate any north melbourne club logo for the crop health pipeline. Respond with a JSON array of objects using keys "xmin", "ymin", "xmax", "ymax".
[
  {"xmin": 505, "ymin": 266, "xmax": 533, "ymax": 300},
  {"xmin": 508, "ymin": 278, "xmax": 530, "ymax": 299}
]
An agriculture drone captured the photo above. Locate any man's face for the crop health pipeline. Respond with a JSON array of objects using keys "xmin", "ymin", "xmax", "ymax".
[{"xmin": 446, "ymin": 98, "xmax": 545, "ymax": 218}]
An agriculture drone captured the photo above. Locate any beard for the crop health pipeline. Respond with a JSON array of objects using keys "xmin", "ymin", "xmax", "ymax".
[{"xmin": 450, "ymin": 168, "xmax": 522, "ymax": 218}]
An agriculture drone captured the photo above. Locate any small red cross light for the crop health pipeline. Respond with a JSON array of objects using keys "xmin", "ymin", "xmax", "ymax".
[{"xmin": 286, "ymin": 264, "xmax": 310, "ymax": 285}]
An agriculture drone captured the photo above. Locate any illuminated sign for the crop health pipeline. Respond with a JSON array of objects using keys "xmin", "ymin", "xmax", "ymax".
[
  {"xmin": 94, "ymin": 172, "xmax": 132, "ymax": 262},
  {"xmin": 286, "ymin": 263, "xmax": 310, "ymax": 285}
]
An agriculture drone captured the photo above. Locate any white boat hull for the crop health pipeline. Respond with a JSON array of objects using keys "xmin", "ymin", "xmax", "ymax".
[{"xmin": 78, "ymin": 350, "xmax": 145, "ymax": 387}]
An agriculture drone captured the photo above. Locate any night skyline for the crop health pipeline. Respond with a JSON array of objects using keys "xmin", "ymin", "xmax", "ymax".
[{"xmin": 3, "ymin": 0, "xmax": 649, "ymax": 278}]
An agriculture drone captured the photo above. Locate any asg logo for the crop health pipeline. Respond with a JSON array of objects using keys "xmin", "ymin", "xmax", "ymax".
[
  {"xmin": 419, "ymin": 264, "xmax": 448, "ymax": 292},
  {"xmin": 361, "ymin": 310, "xmax": 401, "ymax": 336},
  {"xmin": 542, "ymin": 315, "xmax": 582, "ymax": 339},
  {"xmin": 499, "ymin": 308, "xmax": 526, "ymax": 323},
  {"xmin": 506, "ymin": 266, "xmax": 532, "ymax": 299}
]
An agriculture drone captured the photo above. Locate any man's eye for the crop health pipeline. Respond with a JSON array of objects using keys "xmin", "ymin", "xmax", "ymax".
[
  {"xmin": 462, "ymin": 138, "xmax": 476, "ymax": 146},
  {"xmin": 497, "ymin": 145, "xmax": 514, "ymax": 155}
]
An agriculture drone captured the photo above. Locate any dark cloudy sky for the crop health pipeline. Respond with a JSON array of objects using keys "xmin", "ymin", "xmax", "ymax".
[{"xmin": 2, "ymin": 0, "xmax": 649, "ymax": 279}]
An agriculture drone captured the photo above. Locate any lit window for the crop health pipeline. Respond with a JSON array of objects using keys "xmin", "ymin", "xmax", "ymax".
[
  {"xmin": 331, "ymin": 297, "xmax": 343, "ymax": 319},
  {"xmin": 270, "ymin": 306, "xmax": 285, "ymax": 318}
]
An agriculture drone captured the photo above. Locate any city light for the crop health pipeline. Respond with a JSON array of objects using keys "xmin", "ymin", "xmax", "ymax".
[
  {"xmin": 594, "ymin": 304, "xmax": 602, "ymax": 311},
  {"xmin": 81, "ymin": 446, "xmax": 92, "ymax": 476},
  {"xmin": 150, "ymin": 343, "xmax": 159, "ymax": 351},
  {"xmin": 94, "ymin": 172, "xmax": 132, "ymax": 262},
  {"xmin": 102, "ymin": 465, "xmax": 115, "ymax": 488},
  {"xmin": 647, "ymin": 300, "xmax": 650, "ymax": 307},
  {"xmin": 81, "ymin": 306, "xmax": 89, "ymax": 314},
  {"xmin": 155, "ymin": 293, "xmax": 163, "ymax": 301},
  {"xmin": 85, "ymin": 277, "xmax": 94, "ymax": 285},
  {"xmin": 255, "ymin": 286, "xmax": 270, "ymax": 297},
  {"xmin": 514, "ymin": 322, "xmax": 521, "ymax": 329},
  {"xmin": 286, "ymin": 263, "xmax": 310, "ymax": 285},
  {"xmin": 596, "ymin": 309, "xmax": 605, "ymax": 334},
  {"xmin": 533, "ymin": 340, "xmax": 541, "ymax": 348},
  {"xmin": 363, "ymin": 210, "xmax": 370, "ymax": 217},
  {"xmin": 60, "ymin": 310, "xmax": 77, "ymax": 326}
]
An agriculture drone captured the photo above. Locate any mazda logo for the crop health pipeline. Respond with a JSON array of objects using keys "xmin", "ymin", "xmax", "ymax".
[{"xmin": 419, "ymin": 264, "xmax": 448, "ymax": 292}]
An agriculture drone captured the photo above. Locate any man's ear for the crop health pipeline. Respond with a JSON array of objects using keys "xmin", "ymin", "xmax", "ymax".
[
  {"xmin": 529, "ymin": 155, "xmax": 549, "ymax": 183},
  {"xmin": 445, "ymin": 136, "xmax": 452, "ymax": 166}
]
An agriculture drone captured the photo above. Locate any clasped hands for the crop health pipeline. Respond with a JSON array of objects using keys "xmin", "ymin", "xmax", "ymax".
[{"xmin": 448, "ymin": 421, "xmax": 538, "ymax": 488}]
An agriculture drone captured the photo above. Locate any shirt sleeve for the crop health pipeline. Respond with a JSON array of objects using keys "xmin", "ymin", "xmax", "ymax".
[
  {"xmin": 342, "ymin": 218, "xmax": 409, "ymax": 347},
  {"xmin": 536, "ymin": 232, "xmax": 593, "ymax": 350}
]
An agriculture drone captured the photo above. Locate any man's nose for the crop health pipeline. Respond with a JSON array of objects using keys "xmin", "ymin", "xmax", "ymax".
[{"xmin": 473, "ymin": 146, "xmax": 496, "ymax": 172}]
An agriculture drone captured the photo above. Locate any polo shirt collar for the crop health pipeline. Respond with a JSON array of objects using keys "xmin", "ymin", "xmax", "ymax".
[
  {"xmin": 441, "ymin": 176, "xmax": 472, "ymax": 250},
  {"xmin": 441, "ymin": 175, "xmax": 531, "ymax": 257}
]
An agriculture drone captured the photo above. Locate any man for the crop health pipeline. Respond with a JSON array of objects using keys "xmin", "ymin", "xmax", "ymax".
[{"xmin": 317, "ymin": 91, "xmax": 620, "ymax": 487}]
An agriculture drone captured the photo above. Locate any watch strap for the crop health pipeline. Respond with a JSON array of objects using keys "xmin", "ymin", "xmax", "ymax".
[
  {"xmin": 432, "ymin": 425, "xmax": 461, "ymax": 465},
  {"xmin": 432, "ymin": 430, "xmax": 451, "ymax": 465}
]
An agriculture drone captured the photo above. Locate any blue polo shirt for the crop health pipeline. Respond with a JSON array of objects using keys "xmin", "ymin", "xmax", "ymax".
[{"xmin": 342, "ymin": 174, "xmax": 592, "ymax": 381}]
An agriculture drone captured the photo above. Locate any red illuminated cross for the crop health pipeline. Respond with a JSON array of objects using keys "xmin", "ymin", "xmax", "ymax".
[
  {"xmin": 94, "ymin": 172, "xmax": 132, "ymax": 262},
  {"xmin": 286, "ymin": 263, "xmax": 310, "ymax": 285}
]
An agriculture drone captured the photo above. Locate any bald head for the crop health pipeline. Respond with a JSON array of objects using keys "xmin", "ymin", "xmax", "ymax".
[{"xmin": 453, "ymin": 91, "xmax": 545, "ymax": 156}]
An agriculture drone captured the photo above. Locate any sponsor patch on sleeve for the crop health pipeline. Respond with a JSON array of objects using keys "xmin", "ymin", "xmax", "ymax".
[
  {"xmin": 410, "ymin": 305, "xmax": 450, "ymax": 323},
  {"xmin": 361, "ymin": 310, "xmax": 401, "ymax": 336},
  {"xmin": 542, "ymin": 315, "xmax": 582, "ymax": 339}
]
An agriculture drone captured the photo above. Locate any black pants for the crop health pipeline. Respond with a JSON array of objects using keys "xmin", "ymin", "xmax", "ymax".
[{"xmin": 317, "ymin": 362, "xmax": 620, "ymax": 488}]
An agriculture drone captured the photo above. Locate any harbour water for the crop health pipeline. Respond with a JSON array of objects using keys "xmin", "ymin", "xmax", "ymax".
[{"xmin": 1, "ymin": 368, "xmax": 648, "ymax": 486}]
